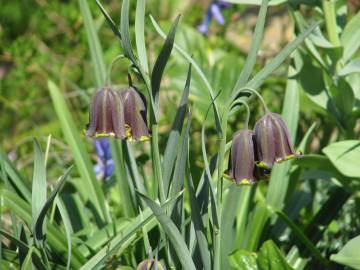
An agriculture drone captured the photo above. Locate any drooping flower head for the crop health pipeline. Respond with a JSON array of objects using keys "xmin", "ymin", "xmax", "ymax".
[
  {"xmin": 137, "ymin": 259, "xmax": 165, "ymax": 270},
  {"xmin": 254, "ymin": 112, "xmax": 298, "ymax": 170},
  {"xmin": 121, "ymin": 86, "xmax": 150, "ymax": 142},
  {"xmin": 86, "ymin": 86, "xmax": 126, "ymax": 139},
  {"xmin": 227, "ymin": 129, "xmax": 257, "ymax": 185}
]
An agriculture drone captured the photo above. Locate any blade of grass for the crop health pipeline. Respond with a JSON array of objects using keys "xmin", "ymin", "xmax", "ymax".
[
  {"xmin": 31, "ymin": 139, "xmax": 47, "ymax": 246},
  {"xmin": 48, "ymin": 80, "xmax": 109, "ymax": 224},
  {"xmin": 135, "ymin": 0, "xmax": 149, "ymax": 73},
  {"xmin": 120, "ymin": 0, "xmax": 137, "ymax": 64},
  {"xmin": 234, "ymin": 0, "xmax": 269, "ymax": 89},
  {"xmin": 151, "ymin": 15, "xmax": 180, "ymax": 113},
  {"xmin": 95, "ymin": 0, "xmax": 121, "ymax": 41},
  {"xmin": 79, "ymin": 0, "xmax": 106, "ymax": 87},
  {"xmin": 247, "ymin": 22, "xmax": 319, "ymax": 89},
  {"xmin": 138, "ymin": 192, "xmax": 197, "ymax": 270},
  {"xmin": 163, "ymin": 64, "xmax": 191, "ymax": 196}
]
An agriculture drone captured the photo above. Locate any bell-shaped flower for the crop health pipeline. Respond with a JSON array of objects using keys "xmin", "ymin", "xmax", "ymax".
[
  {"xmin": 227, "ymin": 130, "xmax": 257, "ymax": 185},
  {"xmin": 254, "ymin": 112, "xmax": 298, "ymax": 170},
  {"xmin": 86, "ymin": 87, "xmax": 126, "ymax": 139},
  {"xmin": 121, "ymin": 87, "xmax": 150, "ymax": 142}
]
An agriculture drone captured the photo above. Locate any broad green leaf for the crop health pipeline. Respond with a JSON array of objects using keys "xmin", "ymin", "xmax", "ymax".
[
  {"xmin": 234, "ymin": 0, "xmax": 268, "ymax": 89},
  {"xmin": 151, "ymin": 15, "xmax": 180, "ymax": 113},
  {"xmin": 120, "ymin": 0, "xmax": 137, "ymax": 64},
  {"xmin": 323, "ymin": 140, "xmax": 360, "ymax": 178},
  {"xmin": 135, "ymin": 0, "xmax": 148, "ymax": 73},
  {"xmin": 48, "ymin": 80, "xmax": 108, "ymax": 223},
  {"xmin": 331, "ymin": 235, "xmax": 360, "ymax": 270},
  {"xmin": 328, "ymin": 78, "xmax": 355, "ymax": 120},
  {"xmin": 138, "ymin": 193, "xmax": 197, "ymax": 270},
  {"xmin": 257, "ymin": 240, "xmax": 294, "ymax": 270},
  {"xmin": 339, "ymin": 58, "xmax": 360, "ymax": 76},
  {"xmin": 163, "ymin": 64, "xmax": 191, "ymax": 196},
  {"xmin": 229, "ymin": 249, "xmax": 258, "ymax": 270},
  {"xmin": 79, "ymin": 0, "xmax": 106, "ymax": 87},
  {"xmin": 247, "ymin": 22, "xmax": 318, "ymax": 89},
  {"xmin": 341, "ymin": 12, "xmax": 360, "ymax": 62},
  {"xmin": 31, "ymin": 139, "xmax": 47, "ymax": 244},
  {"xmin": 34, "ymin": 167, "xmax": 72, "ymax": 246}
]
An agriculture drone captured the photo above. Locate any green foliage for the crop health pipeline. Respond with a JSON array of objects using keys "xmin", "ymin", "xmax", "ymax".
[{"xmin": 1, "ymin": 0, "xmax": 360, "ymax": 269}]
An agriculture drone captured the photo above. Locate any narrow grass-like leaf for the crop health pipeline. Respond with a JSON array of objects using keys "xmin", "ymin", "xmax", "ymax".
[
  {"xmin": 0, "ymin": 149, "xmax": 31, "ymax": 202},
  {"xmin": 21, "ymin": 247, "xmax": 34, "ymax": 270},
  {"xmin": 95, "ymin": 0, "xmax": 122, "ymax": 40},
  {"xmin": 247, "ymin": 22, "xmax": 318, "ymax": 89},
  {"xmin": 120, "ymin": 0, "xmax": 137, "ymax": 63},
  {"xmin": 150, "ymin": 15, "xmax": 222, "ymax": 135},
  {"xmin": 34, "ymin": 166, "xmax": 72, "ymax": 246},
  {"xmin": 31, "ymin": 139, "xmax": 47, "ymax": 244},
  {"xmin": 48, "ymin": 80, "xmax": 108, "ymax": 223},
  {"xmin": 1, "ymin": 191, "xmax": 85, "ymax": 268},
  {"xmin": 135, "ymin": 0, "xmax": 149, "ymax": 73},
  {"xmin": 80, "ymin": 195, "xmax": 183, "ymax": 270},
  {"xmin": 234, "ymin": 0, "xmax": 268, "ymax": 89},
  {"xmin": 79, "ymin": 0, "xmax": 106, "ymax": 87},
  {"xmin": 186, "ymin": 157, "xmax": 211, "ymax": 270},
  {"xmin": 274, "ymin": 209, "xmax": 330, "ymax": 268},
  {"xmin": 138, "ymin": 192, "xmax": 197, "ymax": 270},
  {"xmin": 151, "ymin": 15, "xmax": 180, "ymax": 112},
  {"xmin": 163, "ymin": 64, "xmax": 191, "ymax": 195},
  {"xmin": 55, "ymin": 197, "xmax": 73, "ymax": 270}
]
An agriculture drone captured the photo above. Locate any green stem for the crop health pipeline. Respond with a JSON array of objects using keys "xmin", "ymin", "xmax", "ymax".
[
  {"xmin": 322, "ymin": 0, "xmax": 340, "ymax": 47},
  {"xmin": 230, "ymin": 100, "xmax": 251, "ymax": 129},
  {"xmin": 151, "ymin": 124, "xmax": 165, "ymax": 203},
  {"xmin": 105, "ymin": 54, "xmax": 125, "ymax": 86}
]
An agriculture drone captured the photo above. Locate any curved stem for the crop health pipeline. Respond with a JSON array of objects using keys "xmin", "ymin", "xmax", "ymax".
[
  {"xmin": 231, "ymin": 99, "xmax": 251, "ymax": 129},
  {"xmin": 106, "ymin": 54, "xmax": 125, "ymax": 86},
  {"xmin": 233, "ymin": 87, "xmax": 269, "ymax": 114}
]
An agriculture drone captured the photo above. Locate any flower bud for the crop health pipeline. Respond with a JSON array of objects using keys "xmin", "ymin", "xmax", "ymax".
[
  {"xmin": 86, "ymin": 87, "xmax": 126, "ymax": 138},
  {"xmin": 121, "ymin": 87, "xmax": 150, "ymax": 142},
  {"xmin": 227, "ymin": 130, "xmax": 257, "ymax": 185},
  {"xmin": 254, "ymin": 112, "xmax": 297, "ymax": 170},
  {"xmin": 137, "ymin": 259, "xmax": 165, "ymax": 270}
]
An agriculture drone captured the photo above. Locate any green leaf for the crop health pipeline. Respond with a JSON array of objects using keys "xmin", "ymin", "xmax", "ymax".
[
  {"xmin": 163, "ymin": 64, "xmax": 191, "ymax": 196},
  {"xmin": 229, "ymin": 249, "xmax": 258, "ymax": 270},
  {"xmin": 48, "ymin": 80, "xmax": 109, "ymax": 223},
  {"xmin": 138, "ymin": 192, "xmax": 197, "ymax": 270},
  {"xmin": 341, "ymin": 12, "xmax": 360, "ymax": 62},
  {"xmin": 33, "ymin": 166, "xmax": 72, "ymax": 246},
  {"xmin": 55, "ymin": 197, "xmax": 73, "ymax": 270},
  {"xmin": 328, "ymin": 78, "xmax": 355, "ymax": 120},
  {"xmin": 79, "ymin": 0, "xmax": 106, "ymax": 87},
  {"xmin": 323, "ymin": 140, "xmax": 360, "ymax": 178},
  {"xmin": 120, "ymin": 0, "xmax": 137, "ymax": 64},
  {"xmin": 150, "ymin": 15, "xmax": 222, "ymax": 135},
  {"xmin": 95, "ymin": 0, "xmax": 122, "ymax": 41},
  {"xmin": 331, "ymin": 235, "xmax": 360, "ymax": 270},
  {"xmin": 21, "ymin": 247, "xmax": 34, "ymax": 270},
  {"xmin": 339, "ymin": 57, "xmax": 360, "ymax": 76},
  {"xmin": 247, "ymin": 22, "xmax": 318, "ymax": 89},
  {"xmin": 135, "ymin": 0, "xmax": 148, "ymax": 73},
  {"xmin": 31, "ymin": 139, "xmax": 47, "ymax": 244},
  {"xmin": 234, "ymin": 0, "xmax": 268, "ymax": 89},
  {"xmin": 151, "ymin": 15, "xmax": 180, "ymax": 113},
  {"xmin": 257, "ymin": 240, "xmax": 294, "ymax": 270}
]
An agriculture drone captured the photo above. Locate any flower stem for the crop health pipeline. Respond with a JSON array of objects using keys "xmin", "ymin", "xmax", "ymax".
[
  {"xmin": 106, "ymin": 54, "xmax": 125, "ymax": 86},
  {"xmin": 322, "ymin": 0, "xmax": 340, "ymax": 47},
  {"xmin": 151, "ymin": 124, "xmax": 166, "ymax": 203}
]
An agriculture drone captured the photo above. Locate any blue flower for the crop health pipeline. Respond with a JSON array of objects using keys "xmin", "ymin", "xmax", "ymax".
[
  {"xmin": 197, "ymin": 0, "xmax": 231, "ymax": 34},
  {"xmin": 93, "ymin": 137, "xmax": 114, "ymax": 180}
]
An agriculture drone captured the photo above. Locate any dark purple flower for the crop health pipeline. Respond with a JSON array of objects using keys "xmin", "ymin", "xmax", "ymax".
[
  {"xmin": 86, "ymin": 87, "xmax": 126, "ymax": 139},
  {"xmin": 93, "ymin": 138, "xmax": 114, "ymax": 179},
  {"xmin": 254, "ymin": 112, "xmax": 298, "ymax": 170},
  {"xmin": 121, "ymin": 87, "xmax": 150, "ymax": 142},
  {"xmin": 227, "ymin": 130, "xmax": 257, "ymax": 185}
]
